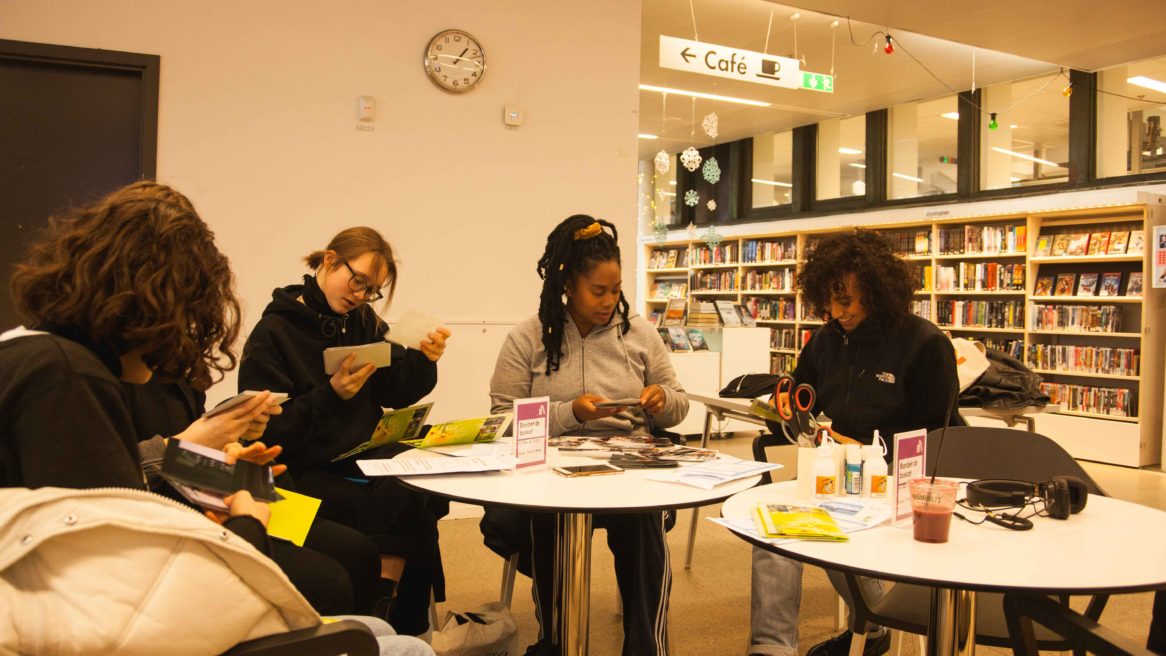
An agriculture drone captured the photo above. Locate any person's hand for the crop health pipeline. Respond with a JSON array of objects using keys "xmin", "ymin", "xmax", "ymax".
[
  {"xmin": 175, "ymin": 392, "xmax": 274, "ymax": 450},
  {"xmin": 826, "ymin": 428, "xmax": 861, "ymax": 445},
  {"xmin": 224, "ymin": 441, "xmax": 288, "ymax": 478},
  {"xmin": 419, "ymin": 327, "xmax": 452, "ymax": 362},
  {"xmin": 640, "ymin": 385, "xmax": 667, "ymax": 416},
  {"xmin": 204, "ymin": 490, "xmax": 270, "ymax": 528},
  {"xmin": 331, "ymin": 354, "xmax": 376, "ymax": 400},
  {"xmin": 571, "ymin": 393, "xmax": 623, "ymax": 423}
]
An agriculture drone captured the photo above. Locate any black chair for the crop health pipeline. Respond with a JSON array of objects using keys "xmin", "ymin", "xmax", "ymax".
[
  {"xmin": 221, "ymin": 619, "xmax": 379, "ymax": 656},
  {"xmin": 1003, "ymin": 593, "xmax": 1155, "ymax": 656},
  {"xmin": 840, "ymin": 426, "xmax": 1109, "ymax": 656},
  {"xmin": 751, "ymin": 432, "xmax": 790, "ymax": 486}
]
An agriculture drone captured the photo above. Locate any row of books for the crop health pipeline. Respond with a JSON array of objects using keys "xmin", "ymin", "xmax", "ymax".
[
  {"xmin": 911, "ymin": 299, "xmax": 932, "ymax": 319},
  {"xmin": 934, "ymin": 262, "xmax": 1025, "ymax": 292},
  {"xmin": 937, "ymin": 223, "xmax": 1026, "ymax": 255},
  {"xmin": 1034, "ymin": 228, "xmax": 1144, "ymax": 257},
  {"xmin": 742, "ymin": 269, "xmax": 795, "ymax": 292},
  {"xmin": 981, "ymin": 338, "xmax": 1025, "ymax": 360},
  {"xmin": 659, "ymin": 298, "xmax": 758, "ymax": 327},
  {"xmin": 741, "ymin": 239, "xmax": 796, "ymax": 263},
  {"xmin": 691, "ymin": 243, "xmax": 737, "ymax": 265},
  {"xmin": 935, "ymin": 299, "xmax": 1025, "ymax": 329},
  {"xmin": 911, "ymin": 264, "xmax": 931, "ymax": 290},
  {"xmin": 647, "ymin": 248, "xmax": 688, "ymax": 269},
  {"xmin": 692, "ymin": 271, "xmax": 739, "ymax": 291},
  {"xmin": 1039, "ymin": 383, "xmax": 1137, "ymax": 417},
  {"xmin": 881, "ymin": 229, "xmax": 933, "ymax": 256},
  {"xmin": 745, "ymin": 296, "xmax": 797, "ymax": 321},
  {"xmin": 770, "ymin": 353, "xmax": 797, "ymax": 375},
  {"xmin": 1034, "ymin": 271, "xmax": 1143, "ymax": 298},
  {"xmin": 656, "ymin": 327, "xmax": 711, "ymax": 352},
  {"xmin": 1030, "ymin": 305, "xmax": 1124, "ymax": 333},
  {"xmin": 649, "ymin": 280, "xmax": 688, "ymax": 299},
  {"xmin": 1027, "ymin": 345, "xmax": 1140, "ymax": 377},
  {"xmin": 686, "ymin": 300, "xmax": 722, "ymax": 327},
  {"xmin": 770, "ymin": 328, "xmax": 798, "ymax": 350}
]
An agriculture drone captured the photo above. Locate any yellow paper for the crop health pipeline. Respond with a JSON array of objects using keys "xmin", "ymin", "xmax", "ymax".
[{"xmin": 266, "ymin": 487, "xmax": 321, "ymax": 546}]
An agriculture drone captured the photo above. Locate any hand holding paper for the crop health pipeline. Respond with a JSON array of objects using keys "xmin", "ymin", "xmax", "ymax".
[
  {"xmin": 388, "ymin": 309, "xmax": 445, "ymax": 350},
  {"xmin": 323, "ymin": 342, "xmax": 392, "ymax": 375}
]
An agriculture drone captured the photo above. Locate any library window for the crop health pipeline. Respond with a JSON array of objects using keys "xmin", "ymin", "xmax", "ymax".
[
  {"xmin": 816, "ymin": 115, "xmax": 866, "ymax": 200},
  {"xmin": 751, "ymin": 129, "xmax": 793, "ymax": 208},
  {"xmin": 639, "ymin": 152, "xmax": 678, "ymax": 227},
  {"xmin": 980, "ymin": 74, "xmax": 1070, "ymax": 189},
  {"xmin": 1096, "ymin": 56, "xmax": 1166, "ymax": 178},
  {"xmin": 888, "ymin": 96, "xmax": 958, "ymax": 200}
]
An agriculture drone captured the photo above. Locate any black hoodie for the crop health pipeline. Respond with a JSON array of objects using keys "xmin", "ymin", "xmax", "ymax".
[{"xmin": 238, "ymin": 276, "xmax": 437, "ymax": 469}]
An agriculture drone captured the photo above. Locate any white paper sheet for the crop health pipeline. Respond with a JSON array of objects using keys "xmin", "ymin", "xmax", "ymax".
[
  {"xmin": 356, "ymin": 454, "xmax": 517, "ymax": 476},
  {"xmin": 387, "ymin": 309, "xmax": 443, "ymax": 349},
  {"xmin": 648, "ymin": 458, "xmax": 782, "ymax": 490},
  {"xmin": 323, "ymin": 342, "xmax": 392, "ymax": 374}
]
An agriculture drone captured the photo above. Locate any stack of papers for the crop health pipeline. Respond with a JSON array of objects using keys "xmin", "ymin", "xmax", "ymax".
[
  {"xmin": 711, "ymin": 497, "xmax": 891, "ymax": 544},
  {"xmin": 356, "ymin": 454, "xmax": 517, "ymax": 477},
  {"xmin": 647, "ymin": 459, "xmax": 781, "ymax": 490}
]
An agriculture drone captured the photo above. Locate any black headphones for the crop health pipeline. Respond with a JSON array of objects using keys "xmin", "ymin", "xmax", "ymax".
[{"xmin": 965, "ymin": 476, "xmax": 1088, "ymax": 520}]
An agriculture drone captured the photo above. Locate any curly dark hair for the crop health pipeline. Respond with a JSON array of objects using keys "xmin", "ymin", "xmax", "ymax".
[
  {"xmin": 798, "ymin": 229, "xmax": 917, "ymax": 334},
  {"xmin": 536, "ymin": 214, "xmax": 630, "ymax": 374},
  {"xmin": 10, "ymin": 180, "xmax": 241, "ymax": 389}
]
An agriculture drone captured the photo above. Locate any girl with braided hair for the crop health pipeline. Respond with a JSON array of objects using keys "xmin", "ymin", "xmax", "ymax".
[{"xmin": 487, "ymin": 214, "xmax": 688, "ymax": 655}]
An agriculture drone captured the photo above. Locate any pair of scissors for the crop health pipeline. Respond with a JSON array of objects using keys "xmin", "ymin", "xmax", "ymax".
[{"xmin": 774, "ymin": 375, "xmax": 818, "ymax": 445}]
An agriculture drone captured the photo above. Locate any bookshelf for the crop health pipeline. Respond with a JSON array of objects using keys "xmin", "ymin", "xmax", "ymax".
[{"xmin": 639, "ymin": 202, "xmax": 1165, "ymax": 466}]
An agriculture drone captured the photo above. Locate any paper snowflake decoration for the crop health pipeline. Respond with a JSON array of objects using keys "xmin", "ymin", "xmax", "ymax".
[
  {"xmin": 680, "ymin": 147, "xmax": 702, "ymax": 172},
  {"xmin": 702, "ymin": 157, "xmax": 721, "ymax": 184},
  {"xmin": 653, "ymin": 150, "xmax": 671, "ymax": 175},
  {"xmin": 703, "ymin": 224, "xmax": 723, "ymax": 249},
  {"xmin": 653, "ymin": 220, "xmax": 670, "ymax": 244},
  {"xmin": 702, "ymin": 112, "xmax": 719, "ymax": 139},
  {"xmin": 684, "ymin": 189, "xmax": 699, "ymax": 207},
  {"xmin": 686, "ymin": 222, "xmax": 697, "ymax": 241},
  {"xmin": 706, "ymin": 199, "xmax": 717, "ymax": 211}
]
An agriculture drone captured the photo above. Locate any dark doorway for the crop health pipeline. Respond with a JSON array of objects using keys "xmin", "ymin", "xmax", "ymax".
[{"xmin": 0, "ymin": 39, "xmax": 158, "ymax": 329}]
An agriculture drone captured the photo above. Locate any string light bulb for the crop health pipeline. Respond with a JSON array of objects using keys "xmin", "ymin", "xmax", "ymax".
[
  {"xmin": 1062, "ymin": 83, "xmax": 1073, "ymax": 97},
  {"xmin": 988, "ymin": 113, "xmax": 999, "ymax": 130},
  {"xmin": 884, "ymin": 34, "xmax": 894, "ymax": 54}
]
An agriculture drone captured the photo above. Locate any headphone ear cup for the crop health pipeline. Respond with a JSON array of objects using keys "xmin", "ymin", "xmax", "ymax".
[
  {"xmin": 1045, "ymin": 478, "xmax": 1071, "ymax": 520},
  {"xmin": 1057, "ymin": 475, "xmax": 1089, "ymax": 514}
]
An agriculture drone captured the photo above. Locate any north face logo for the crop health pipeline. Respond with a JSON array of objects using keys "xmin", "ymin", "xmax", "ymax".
[{"xmin": 875, "ymin": 372, "xmax": 895, "ymax": 384}]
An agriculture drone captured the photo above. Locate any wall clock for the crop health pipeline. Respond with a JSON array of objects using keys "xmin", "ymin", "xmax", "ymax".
[{"xmin": 423, "ymin": 29, "xmax": 486, "ymax": 93}]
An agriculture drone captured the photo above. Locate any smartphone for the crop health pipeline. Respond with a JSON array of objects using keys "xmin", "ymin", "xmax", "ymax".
[
  {"xmin": 594, "ymin": 398, "xmax": 642, "ymax": 408},
  {"xmin": 609, "ymin": 454, "xmax": 680, "ymax": 469},
  {"xmin": 552, "ymin": 463, "xmax": 625, "ymax": 477}
]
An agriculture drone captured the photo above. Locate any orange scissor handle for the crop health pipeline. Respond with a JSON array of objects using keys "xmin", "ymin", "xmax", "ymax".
[
  {"xmin": 774, "ymin": 376, "xmax": 795, "ymax": 421},
  {"xmin": 792, "ymin": 384, "xmax": 815, "ymax": 413}
]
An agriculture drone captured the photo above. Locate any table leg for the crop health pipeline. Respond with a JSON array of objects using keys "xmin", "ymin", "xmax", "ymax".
[
  {"xmin": 556, "ymin": 512, "xmax": 593, "ymax": 656},
  {"xmin": 927, "ymin": 588, "xmax": 977, "ymax": 656},
  {"xmin": 684, "ymin": 409, "xmax": 717, "ymax": 569}
]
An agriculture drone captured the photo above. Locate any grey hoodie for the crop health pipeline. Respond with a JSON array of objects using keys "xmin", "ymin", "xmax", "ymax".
[{"xmin": 490, "ymin": 313, "xmax": 688, "ymax": 437}]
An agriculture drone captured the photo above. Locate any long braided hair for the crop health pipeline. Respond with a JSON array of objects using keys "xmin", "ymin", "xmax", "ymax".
[{"xmin": 536, "ymin": 214, "xmax": 630, "ymax": 374}]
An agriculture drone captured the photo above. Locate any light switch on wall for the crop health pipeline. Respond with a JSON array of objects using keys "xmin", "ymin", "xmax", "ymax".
[{"xmin": 504, "ymin": 106, "xmax": 523, "ymax": 127}]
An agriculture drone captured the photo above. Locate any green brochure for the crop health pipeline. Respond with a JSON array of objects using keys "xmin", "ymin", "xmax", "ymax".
[{"xmin": 332, "ymin": 402, "xmax": 434, "ymax": 461}]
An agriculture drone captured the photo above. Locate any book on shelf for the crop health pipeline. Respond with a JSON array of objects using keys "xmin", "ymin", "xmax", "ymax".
[
  {"xmin": 1027, "ymin": 344, "xmax": 1139, "ymax": 377},
  {"xmin": 1128, "ymin": 230, "xmax": 1145, "ymax": 255},
  {"xmin": 716, "ymin": 300, "xmax": 742, "ymax": 326},
  {"xmin": 1107, "ymin": 231, "xmax": 1130, "ymax": 254},
  {"xmin": 1053, "ymin": 273, "xmax": 1076, "ymax": 296},
  {"xmin": 1086, "ymin": 232, "xmax": 1110, "ymax": 256},
  {"xmin": 1050, "ymin": 233, "xmax": 1072, "ymax": 256},
  {"xmin": 1033, "ymin": 275, "xmax": 1054, "ymax": 297},
  {"xmin": 752, "ymin": 502, "xmax": 848, "ymax": 541},
  {"xmin": 1065, "ymin": 233, "xmax": 1089, "ymax": 256},
  {"xmin": 1127, "ymin": 272, "xmax": 1143, "ymax": 297},
  {"xmin": 686, "ymin": 328, "xmax": 709, "ymax": 351},
  {"xmin": 687, "ymin": 300, "xmax": 721, "ymax": 326},
  {"xmin": 648, "ymin": 310, "xmax": 662, "ymax": 325},
  {"xmin": 662, "ymin": 298, "xmax": 687, "ymax": 326},
  {"xmin": 1034, "ymin": 235, "xmax": 1052, "ymax": 257},
  {"xmin": 666, "ymin": 326, "xmax": 691, "ymax": 351},
  {"xmin": 1031, "ymin": 304, "xmax": 1123, "ymax": 332},
  {"xmin": 1098, "ymin": 272, "xmax": 1122, "ymax": 297},
  {"xmin": 657, "ymin": 328, "xmax": 673, "ymax": 350},
  {"xmin": 1076, "ymin": 272, "xmax": 1099, "ymax": 296},
  {"xmin": 736, "ymin": 304, "xmax": 757, "ymax": 326},
  {"xmin": 666, "ymin": 249, "xmax": 678, "ymax": 268}
]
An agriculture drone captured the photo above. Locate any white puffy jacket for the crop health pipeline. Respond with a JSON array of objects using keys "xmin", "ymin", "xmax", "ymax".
[{"xmin": 0, "ymin": 486, "xmax": 320, "ymax": 655}]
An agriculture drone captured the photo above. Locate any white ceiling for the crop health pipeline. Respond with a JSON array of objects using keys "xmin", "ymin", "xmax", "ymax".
[{"xmin": 638, "ymin": 0, "xmax": 1166, "ymax": 159}]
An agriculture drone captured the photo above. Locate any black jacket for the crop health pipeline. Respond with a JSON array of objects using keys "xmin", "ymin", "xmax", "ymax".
[
  {"xmin": 238, "ymin": 276, "xmax": 437, "ymax": 469},
  {"xmin": 783, "ymin": 314, "xmax": 962, "ymax": 452}
]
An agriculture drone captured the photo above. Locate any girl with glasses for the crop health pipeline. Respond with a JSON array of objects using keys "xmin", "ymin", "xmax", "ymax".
[{"xmin": 239, "ymin": 226, "xmax": 450, "ymax": 636}]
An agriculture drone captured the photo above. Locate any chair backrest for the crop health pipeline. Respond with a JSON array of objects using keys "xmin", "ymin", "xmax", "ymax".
[
  {"xmin": 752, "ymin": 433, "xmax": 788, "ymax": 486},
  {"xmin": 924, "ymin": 426, "xmax": 1106, "ymax": 496}
]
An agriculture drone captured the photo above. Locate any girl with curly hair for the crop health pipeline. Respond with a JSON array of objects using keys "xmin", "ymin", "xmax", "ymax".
[{"xmin": 750, "ymin": 229, "xmax": 961, "ymax": 656}]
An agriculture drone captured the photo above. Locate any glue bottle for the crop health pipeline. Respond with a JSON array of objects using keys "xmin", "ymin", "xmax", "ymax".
[
  {"xmin": 813, "ymin": 443, "xmax": 837, "ymax": 498},
  {"xmin": 844, "ymin": 444, "xmax": 862, "ymax": 495},
  {"xmin": 863, "ymin": 430, "xmax": 889, "ymax": 497}
]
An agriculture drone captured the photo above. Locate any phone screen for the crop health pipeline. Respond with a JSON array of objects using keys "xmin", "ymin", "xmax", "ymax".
[{"xmin": 553, "ymin": 464, "xmax": 624, "ymax": 477}]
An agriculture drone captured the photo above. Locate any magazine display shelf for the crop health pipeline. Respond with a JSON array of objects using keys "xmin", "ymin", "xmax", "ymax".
[{"xmin": 639, "ymin": 202, "xmax": 1165, "ymax": 466}]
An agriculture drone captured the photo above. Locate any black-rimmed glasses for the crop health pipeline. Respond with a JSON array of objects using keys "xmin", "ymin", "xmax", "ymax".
[{"xmin": 343, "ymin": 261, "xmax": 384, "ymax": 302}]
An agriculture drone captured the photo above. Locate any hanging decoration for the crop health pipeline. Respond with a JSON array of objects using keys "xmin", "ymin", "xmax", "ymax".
[
  {"xmin": 653, "ymin": 220, "xmax": 670, "ymax": 245},
  {"xmin": 706, "ymin": 199, "xmax": 717, "ymax": 211},
  {"xmin": 684, "ymin": 189, "xmax": 700, "ymax": 207},
  {"xmin": 686, "ymin": 222, "xmax": 698, "ymax": 241},
  {"xmin": 681, "ymin": 147, "xmax": 702, "ymax": 172},
  {"xmin": 702, "ymin": 157, "xmax": 721, "ymax": 184},
  {"xmin": 702, "ymin": 224, "xmax": 722, "ymax": 249},
  {"xmin": 654, "ymin": 150, "xmax": 671, "ymax": 175},
  {"xmin": 702, "ymin": 112, "xmax": 719, "ymax": 139},
  {"xmin": 884, "ymin": 34, "xmax": 894, "ymax": 55}
]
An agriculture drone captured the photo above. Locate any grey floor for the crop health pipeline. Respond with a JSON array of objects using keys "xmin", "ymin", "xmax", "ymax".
[{"xmin": 433, "ymin": 433, "xmax": 1166, "ymax": 655}]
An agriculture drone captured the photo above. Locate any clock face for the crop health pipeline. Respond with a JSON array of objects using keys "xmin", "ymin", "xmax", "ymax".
[{"xmin": 424, "ymin": 29, "xmax": 486, "ymax": 93}]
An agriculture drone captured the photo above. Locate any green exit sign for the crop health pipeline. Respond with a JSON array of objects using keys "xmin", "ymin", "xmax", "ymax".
[{"xmin": 801, "ymin": 72, "xmax": 834, "ymax": 93}]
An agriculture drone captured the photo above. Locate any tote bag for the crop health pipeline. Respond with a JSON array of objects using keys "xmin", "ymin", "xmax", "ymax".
[{"xmin": 432, "ymin": 601, "xmax": 520, "ymax": 656}]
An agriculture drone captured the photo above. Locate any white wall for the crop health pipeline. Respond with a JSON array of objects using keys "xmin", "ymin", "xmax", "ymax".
[{"xmin": 0, "ymin": 0, "xmax": 643, "ymax": 417}]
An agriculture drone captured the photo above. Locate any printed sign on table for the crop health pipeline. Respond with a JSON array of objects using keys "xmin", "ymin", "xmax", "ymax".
[
  {"xmin": 513, "ymin": 397, "xmax": 549, "ymax": 469},
  {"xmin": 892, "ymin": 429, "xmax": 927, "ymax": 526}
]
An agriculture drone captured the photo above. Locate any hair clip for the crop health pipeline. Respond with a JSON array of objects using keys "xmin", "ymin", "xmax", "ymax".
[{"xmin": 573, "ymin": 222, "xmax": 602, "ymax": 241}]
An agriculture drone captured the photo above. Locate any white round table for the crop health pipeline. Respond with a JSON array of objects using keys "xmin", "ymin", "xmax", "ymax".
[
  {"xmin": 397, "ymin": 447, "xmax": 761, "ymax": 656},
  {"xmin": 722, "ymin": 481, "xmax": 1166, "ymax": 656}
]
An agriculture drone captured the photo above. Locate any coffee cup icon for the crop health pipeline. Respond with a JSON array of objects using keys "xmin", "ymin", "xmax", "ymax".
[{"xmin": 758, "ymin": 59, "xmax": 781, "ymax": 80}]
